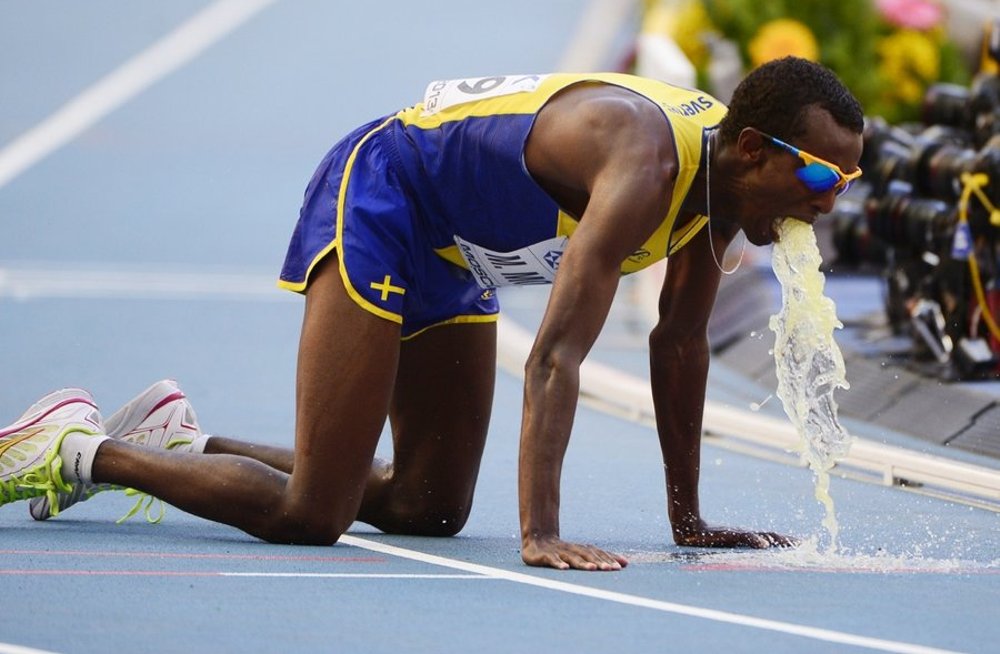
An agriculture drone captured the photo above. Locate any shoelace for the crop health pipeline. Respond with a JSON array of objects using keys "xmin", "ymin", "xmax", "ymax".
[
  {"xmin": 1, "ymin": 451, "xmax": 72, "ymax": 515},
  {"xmin": 44, "ymin": 483, "xmax": 165, "ymax": 524},
  {"xmin": 117, "ymin": 489, "xmax": 166, "ymax": 524},
  {"xmin": 0, "ymin": 477, "xmax": 46, "ymax": 504},
  {"xmin": 34, "ymin": 434, "xmax": 193, "ymax": 523},
  {"xmin": 114, "ymin": 436, "xmax": 195, "ymax": 524},
  {"xmin": 114, "ymin": 436, "xmax": 193, "ymax": 524}
]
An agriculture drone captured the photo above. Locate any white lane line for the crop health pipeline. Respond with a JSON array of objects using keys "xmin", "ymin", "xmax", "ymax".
[
  {"xmin": 340, "ymin": 535, "xmax": 964, "ymax": 654},
  {"xmin": 0, "ymin": 0, "xmax": 277, "ymax": 190},
  {"xmin": 0, "ymin": 264, "xmax": 286, "ymax": 301},
  {"xmin": 221, "ymin": 572, "xmax": 490, "ymax": 579},
  {"xmin": 0, "ymin": 644, "xmax": 61, "ymax": 654},
  {"xmin": 0, "ymin": 569, "xmax": 487, "ymax": 580}
]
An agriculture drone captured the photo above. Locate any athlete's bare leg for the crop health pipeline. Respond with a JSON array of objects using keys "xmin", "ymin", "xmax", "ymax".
[
  {"xmin": 92, "ymin": 257, "xmax": 398, "ymax": 544},
  {"xmin": 155, "ymin": 313, "xmax": 496, "ymax": 540},
  {"xmin": 202, "ymin": 437, "xmax": 294, "ymax": 473},
  {"xmin": 184, "ymin": 322, "xmax": 496, "ymax": 536},
  {"xmin": 356, "ymin": 321, "xmax": 497, "ymax": 536}
]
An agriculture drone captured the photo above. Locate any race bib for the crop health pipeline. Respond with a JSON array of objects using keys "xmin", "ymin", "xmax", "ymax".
[
  {"xmin": 422, "ymin": 74, "xmax": 548, "ymax": 116},
  {"xmin": 454, "ymin": 235, "xmax": 566, "ymax": 288}
]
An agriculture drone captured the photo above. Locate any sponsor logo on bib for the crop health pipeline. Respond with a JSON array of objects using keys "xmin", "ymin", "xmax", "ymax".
[{"xmin": 454, "ymin": 235, "xmax": 567, "ymax": 288}]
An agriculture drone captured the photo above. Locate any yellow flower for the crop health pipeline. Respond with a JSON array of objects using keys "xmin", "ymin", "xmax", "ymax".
[
  {"xmin": 748, "ymin": 19, "xmax": 819, "ymax": 67},
  {"xmin": 876, "ymin": 29, "xmax": 940, "ymax": 105},
  {"xmin": 877, "ymin": 29, "xmax": 940, "ymax": 83}
]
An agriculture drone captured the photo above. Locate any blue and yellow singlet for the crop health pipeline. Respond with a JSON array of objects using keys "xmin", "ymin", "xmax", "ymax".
[{"xmin": 279, "ymin": 73, "xmax": 727, "ymax": 337}]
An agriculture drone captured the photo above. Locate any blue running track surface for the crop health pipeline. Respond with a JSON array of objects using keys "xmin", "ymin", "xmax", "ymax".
[{"xmin": 1, "ymin": 2, "xmax": 998, "ymax": 653}]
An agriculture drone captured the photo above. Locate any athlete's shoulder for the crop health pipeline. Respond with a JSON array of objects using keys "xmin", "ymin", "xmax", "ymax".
[{"xmin": 544, "ymin": 73, "xmax": 728, "ymax": 128}]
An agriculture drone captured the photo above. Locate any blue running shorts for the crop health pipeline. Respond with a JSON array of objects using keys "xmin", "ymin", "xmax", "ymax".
[{"xmin": 279, "ymin": 115, "xmax": 499, "ymax": 339}]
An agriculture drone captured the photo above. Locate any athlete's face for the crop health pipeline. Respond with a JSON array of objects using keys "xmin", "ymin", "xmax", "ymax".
[{"xmin": 738, "ymin": 107, "xmax": 862, "ymax": 245}]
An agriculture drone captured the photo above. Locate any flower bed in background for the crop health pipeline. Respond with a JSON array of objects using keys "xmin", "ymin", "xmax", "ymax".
[{"xmin": 646, "ymin": 0, "xmax": 973, "ymax": 122}]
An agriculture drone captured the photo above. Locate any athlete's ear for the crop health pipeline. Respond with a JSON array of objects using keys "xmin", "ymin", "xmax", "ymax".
[{"xmin": 735, "ymin": 127, "xmax": 767, "ymax": 164}]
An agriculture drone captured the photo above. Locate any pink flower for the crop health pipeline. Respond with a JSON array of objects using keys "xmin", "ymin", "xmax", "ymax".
[{"xmin": 876, "ymin": 0, "xmax": 944, "ymax": 30}]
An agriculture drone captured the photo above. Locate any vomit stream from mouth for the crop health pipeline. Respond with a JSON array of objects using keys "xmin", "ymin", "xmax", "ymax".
[{"xmin": 769, "ymin": 218, "xmax": 852, "ymax": 552}]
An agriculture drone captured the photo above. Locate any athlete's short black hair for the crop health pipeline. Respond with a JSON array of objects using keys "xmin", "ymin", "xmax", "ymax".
[{"xmin": 717, "ymin": 57, "xmax": 864, "ymax": 144}]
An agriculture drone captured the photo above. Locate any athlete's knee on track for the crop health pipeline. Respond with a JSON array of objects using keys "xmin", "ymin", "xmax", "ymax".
[
  {"xmin": 256, "ymin": 497, "xmax": 355, "ymax": 546},
  {"xmin": 382, "ymin": 493, "xmax": 472, "ymax": 537},
  {"xmin": 422, "ymin": 505, "xmax": 471, "ymax": 537}
]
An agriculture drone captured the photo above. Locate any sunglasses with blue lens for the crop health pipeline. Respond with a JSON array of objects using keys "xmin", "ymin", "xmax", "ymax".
[{"xmin": 758, "ymin": 130, "xmax": 862, "ymax": 196}]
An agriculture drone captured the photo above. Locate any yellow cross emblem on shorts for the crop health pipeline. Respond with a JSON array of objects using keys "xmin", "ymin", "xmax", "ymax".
[{"xmin": 370, "ymin": 274, "xmax": 405, "ymax": 301}]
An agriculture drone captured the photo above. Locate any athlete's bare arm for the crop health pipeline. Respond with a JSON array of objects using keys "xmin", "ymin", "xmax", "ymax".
[
  {"xmin": 650, "ymin": 224, "xmax": 794, "ymax": 549},
  {"xmin": 519, "ymin": 84, "xmax": 795, "ymax": 571},
  {"xmin": 518, "ymin": 84, "xmax": 677, "ymax": 570}
]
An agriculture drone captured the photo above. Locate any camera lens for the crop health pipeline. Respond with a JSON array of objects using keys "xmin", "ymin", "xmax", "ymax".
[
  {"xmin": 865, "ymin": 192, "xmax": 956, "ymax": 252},
  {"xmin": 922, "ymin": 143, "xmax": 978, "ymax": 201},
  {"xmin": 923, "ymin": 83, "xmax": 973, "ymax": 129},
  {"xmin": 872, "ymin": 139, "xmax": 917, "ymax": 194},
  {"xmin": 972, "ymin": 134, "xmax": 1000, "ymax": 208}
]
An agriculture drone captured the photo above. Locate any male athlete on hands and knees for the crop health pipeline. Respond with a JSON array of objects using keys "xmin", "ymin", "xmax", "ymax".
[{"xmin": 0, "ymin": 57, "xmax": 862, "ymax": 571}]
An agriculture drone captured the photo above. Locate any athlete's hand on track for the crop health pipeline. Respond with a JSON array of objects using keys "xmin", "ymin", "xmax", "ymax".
[
  {"xmin": 673, "ymin": 519, "xmax": 798, "ymax": 549},
  {"xmin": 522, "ymin": 536, "xmax": 629, "ymax": 571}
]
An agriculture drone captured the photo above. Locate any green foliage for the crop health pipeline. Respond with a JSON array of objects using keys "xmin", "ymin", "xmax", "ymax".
[{"xmin": 694, "ymin": 0, "xmax": 970, "ymax": 122}]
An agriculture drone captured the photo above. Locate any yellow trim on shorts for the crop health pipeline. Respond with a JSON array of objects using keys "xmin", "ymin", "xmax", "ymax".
[
  {"xmin": 401, "ymin": 313, "xmax": 500, "ymax": 341},
  {"xmin": 277, "ymin": 241, "xmax": 336, "ymax": 293},
  {"xmin": 276, "ymin": 117, "xmax": 403, "ymax": 325},
  {"xmin": 335, "ymin": 116, "xmax": 403, "ymax": 324},
  {"xmin": 277, "ymin": 278, "xmax": 307, "ymax": 292}
]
